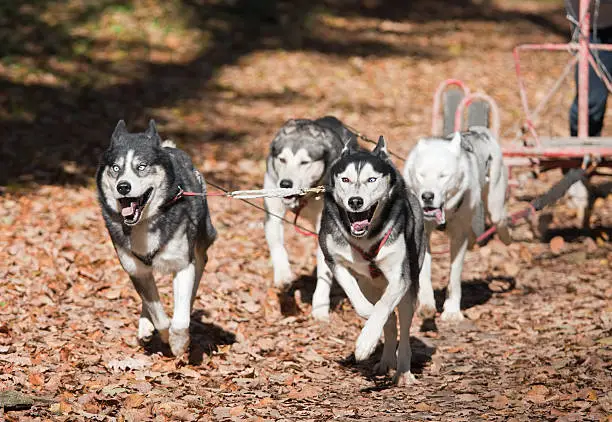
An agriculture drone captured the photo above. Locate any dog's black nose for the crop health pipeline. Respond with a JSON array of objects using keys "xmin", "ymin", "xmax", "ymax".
[
  {"xmin": 116, "ymin": 181, "xmax": 131, "ymax": 195},
  {"xmin": 348, "ymin": 196, "xmax": 364, "ymax": 210},
  {"xmin": 279, "ymin": 179, "xmax": 293, "ymax": 189},
  {"xmin": 421, "ymin": 191, "xmax": 434, "ymax": 203}
]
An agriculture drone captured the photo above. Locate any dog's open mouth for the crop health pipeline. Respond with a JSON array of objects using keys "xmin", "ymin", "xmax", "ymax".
[
  {"xmin": 118, "ymin": 188, "xmax": 153, "ymax": 226},
  {"xmin": 423, "ymin": 206, "xmax": 445, "ymax": 225},
  {"xmin": 346, "ymin": 203, "xmax": 378, "ymax": 237},
  {"xmin": 282, "ymin": 194, "xmax": 300, "ymax": 208}
]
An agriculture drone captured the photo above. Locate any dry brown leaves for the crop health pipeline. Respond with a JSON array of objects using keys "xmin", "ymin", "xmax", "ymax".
[{"xmin": 1, "ymin": 0, "xmax": 612, "ymax": 421}]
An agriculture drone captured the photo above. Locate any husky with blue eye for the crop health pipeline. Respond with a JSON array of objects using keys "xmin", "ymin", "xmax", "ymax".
[
  {"xmin": 319, "ymin": 135, "xmax": 425, "ymax": 386},
  {"xmin": 96, "ymin": 119, "xmax": 217, "ymax": 356},
  {"xmin": 403, "ymin": 127, "xmax": 511, "ymax": 323},
  {"xmin": 263, "ymin": 116, "xmax": 355, "ymax": 321}
]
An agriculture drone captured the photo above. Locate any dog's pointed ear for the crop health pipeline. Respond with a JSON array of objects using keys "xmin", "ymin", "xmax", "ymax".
[
  {"xmin": 145, "ymin": 119, "xmax": 158, "ymax": 137},
  {"xmin": 111, "ymin": 120, "xmax": 127, "ymax": 145},
  {"xmin": 373, "ymin": 135, "xmax": 388, "ymax": 156},
  {"xmin": 450, "ymin": 131, "xmax": 462, "ymax": 154},
  {"xmin": 145, "ymin": 119, "xmax": 162, "ymax": 146},
  {"xmin": 341, "ymin": 135, "xmax": 358, "ymax": 156}
]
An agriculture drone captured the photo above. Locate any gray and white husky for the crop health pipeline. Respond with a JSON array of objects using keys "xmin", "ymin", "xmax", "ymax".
[
  {"xmin": 97, "ymin": 120, "xmax": 216, "ymax": 356},
  {"xmin": 319, "ymin": 136, "xmax": 426, "ymax": 385},
  {"xmin": 403, "ymin": 127, "xmax": 510, "ymax": 322},
  {"xmin": 263, "ymin": 116, "xmax": 353, "ymax": 320}
]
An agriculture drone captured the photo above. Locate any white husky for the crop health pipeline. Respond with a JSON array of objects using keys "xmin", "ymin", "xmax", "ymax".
[{"xmin": 403, "ymin": 127, "xmax": 511, "ymax": 322}]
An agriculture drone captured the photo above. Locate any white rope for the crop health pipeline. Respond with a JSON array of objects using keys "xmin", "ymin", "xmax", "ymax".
[{"xmin": 221, "ymin": 185, "xmax": 326, "ymax": 199}]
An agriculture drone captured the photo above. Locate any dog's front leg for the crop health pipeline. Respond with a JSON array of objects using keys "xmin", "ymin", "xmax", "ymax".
[
  {"xmin": 395, "ymin": 293, "xmax": 416, "ymax": 386},
  {"xmin": 311, "ymin": 246, "xmax": 333, "ymax": 320},
  {"xmin": 357, "ymin": 278, "xmax": 396, "ymax": 374},
  {"xmin": 169, "ymin": 262, "xmax": 197, "ymax": 356},
  {"xmin": 130, "ymin": 274, "xmax": 171, "ymax": 344},
  {"xmin": 118, "ymin": 249, "xmax": 170, "ymax": 344},
  {"xmin": 441, "ymin": 229, "xmax": 468, "ymax": 322},
  {"xmin": 264, "ymin": 178, "xmax": 292, "ymax": 287},
  {"xmin": 417, "ymin": 228, "xmax": 435, "ymax": 319},
  {"xmin": 332, "ymin": 264, "xmax": 374, "ymax": 319},
  {"xmin": 354, "ymin": 262, "xmax": 408, "ymax": 362}
]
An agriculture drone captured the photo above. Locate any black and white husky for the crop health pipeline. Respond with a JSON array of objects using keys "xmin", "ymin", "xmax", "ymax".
[
  {"xmin": 96, "ymin": 120, "xmax": 217, "ymax": 356},
  {"xmin": 263, "ymin": 116, "xmax": 354, "ymax": 320},
  {"xmin": 319, "ymin": 136, "xmax": 426, "ymax": 385},
  {"xmin": 403, "ymin": 127, "xmax": 510, "ymax": 322}
]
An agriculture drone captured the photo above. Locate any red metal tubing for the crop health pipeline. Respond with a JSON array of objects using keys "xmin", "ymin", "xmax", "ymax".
[
  {"xmin": 453, "ymin": 92, "xmax": 501, "ymax": 138},
  {"xmin": 503, "ymin": 147, "xmax": 612, "ymax": 158}
]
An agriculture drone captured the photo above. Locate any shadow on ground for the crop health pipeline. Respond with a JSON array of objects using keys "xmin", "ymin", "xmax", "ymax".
[
  {"xmin": 0, "ymin": 0, "xmax": 568, "ymax": 188},
  {"xmin": 419, "ymin": 275, "xmax": 516, "ymax": 332},
  {"xmin": 339, "ymin": 336, "xmax": 436, "ymax": 391},
  {"xmin": 278, "ymin": 270, "xmax": 347, "ymax": 316},
  {"xmin": 141, "ymin": 309, "xmax": 236, "ymax": 364}
]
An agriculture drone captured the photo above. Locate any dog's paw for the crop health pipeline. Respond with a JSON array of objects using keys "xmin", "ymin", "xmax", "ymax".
[
  {"xmin": 374, "ymin": 355, "xmax": 397, "ymax": 375},
  {"xmin": 417, "ymin": 303, "xmax": 437, "ymax": 320},
  {"xmin": 440, "ymin": 309, "xmax": 465, "ymax": 322},
  {"xmin": 310, "ymin": 306, "xmax": 330, "ymax": 322},
  {"xmin": 273, "ymin": 264, "xmax": 294, "ymax": 287},
  {"xmin": 354, "ymin": 323, "xmax": 380, "ymax": 361},
  {"xmin": 394, "ymin": 371, "xmax": 417, "ymax": 386},
  {"xmin": 137, "ymin": 317, "xmax": 155, "ymax": 343},
  {"xmin": 169, "ymin": 327, "xmax": 190, "ymax": 356}
]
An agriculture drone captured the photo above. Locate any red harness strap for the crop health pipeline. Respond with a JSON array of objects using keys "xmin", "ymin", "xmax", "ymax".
[
  {"xmin": 349, "ymin": 227, "xmax": 394, "ymax": 278},
  {"xmin": 292, "ymin": 199, "xmax": 318, "ymax": 238},
  {"xmin": 162, "ymin": 185, "xmax": 213, "ymax": 208}
]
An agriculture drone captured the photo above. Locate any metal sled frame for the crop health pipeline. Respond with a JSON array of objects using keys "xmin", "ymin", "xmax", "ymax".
[{"xmin": 432, "ymin": 0, "xmax": 612, "ymax": 178}]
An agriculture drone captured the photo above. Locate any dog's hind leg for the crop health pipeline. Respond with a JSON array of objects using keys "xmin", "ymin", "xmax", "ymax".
[
  {"xmin": 395, "ymin": 293, "xmax": 416, "ymax": 386},
  {"xmin": 488, "ymin": 158, "xmax": 511, "ymax": 245},
  {"xmin": 169, "ymin": 262, "xmax": 198, "ymax": 356},
  {"xmin": 375, "ymin": 311, "xmax": 398, "ymax": 375},
  {"xmin": 190, "ymin": 247, "xmax": 208, "ymax": 308},
  {"xmin": 417, "ymin": 229, "xmax": 436, "ymax": 319},
  {"xmin": 264, "ymin": 177, "xmax": 292, "ymax": 287},
  {"xmin": 441, "ymin": 229, "xmax": 468, "ymax": 322}
]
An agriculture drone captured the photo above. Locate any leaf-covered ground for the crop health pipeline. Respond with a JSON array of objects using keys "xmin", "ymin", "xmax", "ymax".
[{"xmin": 1, "ymin": 0, "xmax": 611, "ymax": 420}]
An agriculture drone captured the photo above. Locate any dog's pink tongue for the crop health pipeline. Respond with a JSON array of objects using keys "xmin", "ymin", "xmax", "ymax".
[
  {"xmin": 351, "ymin": 220, "xmax": 370, "ymax": 232},
  {"xmin": 122, "ymin": 202, "xmax": 137, "ymax": 217},
  {"xmin": 434, "ymin": 209, "xmax": 444, "ymax": 224}
]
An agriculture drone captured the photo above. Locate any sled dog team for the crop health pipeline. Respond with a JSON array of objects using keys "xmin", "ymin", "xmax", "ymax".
[{"xmin": 97, "ymin": 116, "xmax": 511, "ymax": 386}]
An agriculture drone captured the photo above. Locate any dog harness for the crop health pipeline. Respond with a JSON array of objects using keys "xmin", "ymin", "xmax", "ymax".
[
  {"xmin": 349, "ymin": 227, "xmax": 394, "ymax": 278},
  {"xmin": 162, "ymin": 185, "xmax": 206, "ymax": 209}
]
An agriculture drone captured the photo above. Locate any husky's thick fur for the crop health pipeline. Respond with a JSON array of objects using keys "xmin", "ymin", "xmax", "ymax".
[
  {"xmin": 97, "ymin": 120, "xmax": 216, "ymax": 356},
  {"xmin": 403, "ymin": 127, "xmax": 510, "ymax": 322},
  {"xmin": 264, "ymin": 116, "xmax": 354, "ymax": 320},
  {"xmin": 319, "ymin": 136, "xmax": 425, "ymax": 385}
]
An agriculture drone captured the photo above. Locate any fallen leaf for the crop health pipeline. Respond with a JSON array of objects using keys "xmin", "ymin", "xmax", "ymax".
[
  {"xmin": 526, "ymin": 385, "xmax": 549, "ymax": 403},
  {"xmin": 550, "ymin": 236, "xmax": 565, "ymax": 254},
  {"xmin": 106, "ymin": 356, "xmax": 152, "ymax": 372},
  {"xmin": 29, "ymin": 372, "xmax": 44, "ymax": 387},
  {"xmin": 125, "ymin": 393, "xmax": 145, "ymax": 408}
]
